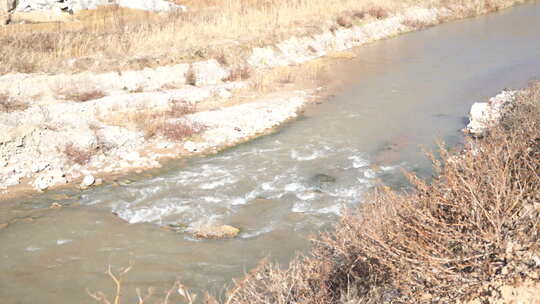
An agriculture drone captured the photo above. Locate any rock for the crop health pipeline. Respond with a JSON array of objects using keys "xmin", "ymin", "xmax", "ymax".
[
  {"xmin": 81, "ymin": 174, "xmax": 95, "ymax": 188},
  {"xmin": 466, "ymin": 102, "xmax": 491, "ymax": 136},
  {"xmin": 163, "ymin": 222, "xmax": 187, "ymax": 232},
  {"xmin": 308, "ymin": 173, "xmax": 337, "ymax": 192},
  {"xmin": 216, "ymin": 88, "xmax": 232, "ymax": 99},
  {"xmin": 191, "ymin": 60, "xmax": 229, "ymax": 87},
  {"xmin": 33, "ymin": 169, "xmax": 66, "ymax": 191},
  {"xmin": 466, "ymin": 90, "xmax": 517, "ymax": 136},
  {"xmin": 34, "ymin": 176, "xmax": 50, "ymax": 191},
  {"xmin": 15, "ymin": 0, "xmax": 187, "ymax": 13},
  {"xmin": 31, "ymin": 162, "xmax": 49, "ymax": 173},
  {"xmin": 116, "ymin": 0, "xmax": 187, "ymax": 13},
  {"xmin": 192, "ymin": 225, "xmax": 240, "ymax": 239},
  {"xmin": 10, "ymin": 10, "xmax": 73, "ymax": 23},
  {"xmin": 310, "ymin": 173, "xmax": 336, "ymax": 184},
  {"xmin": 50, "ymin": 202, "xmax": 62, "ymax": 209}
]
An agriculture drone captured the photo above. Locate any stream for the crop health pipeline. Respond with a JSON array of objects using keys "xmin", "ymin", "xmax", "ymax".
[{"xmin": 1, "ymin": 3, "xmax": 540, "ymax": 303}]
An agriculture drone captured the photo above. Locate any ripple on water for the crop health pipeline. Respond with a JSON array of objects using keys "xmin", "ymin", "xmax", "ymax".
[{"xmin": 104, "ymin": 144, "xmax": 379, "ymax": 236}]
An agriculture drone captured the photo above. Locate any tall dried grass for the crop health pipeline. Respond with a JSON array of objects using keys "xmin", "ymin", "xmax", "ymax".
[
  {"xmin": 224, "ymin": 84, "xmax": 540, "ymax": 303},
  {"xmin": 0, "ymin": 0, "xmax": 525, "ymax": 74},
  {"xmin": 100, "ymin": 99, "xmax": 203, "ymax": 141},
  {"xmin": 0, "ymin": 93, "xmax": 28, "ymax": 112}
]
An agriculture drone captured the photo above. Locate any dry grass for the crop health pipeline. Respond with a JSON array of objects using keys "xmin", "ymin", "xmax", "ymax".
[
  {"xmin": 224, "ymin": 67, "xmax": 252, "ymax": 82},
  {"xmin": 53, "ymin": 78, "xmax": 107, "ymax": 102},
  {"xmin": 402, "ymin": 18, "xmax": 431, "ymax": 29},
  {"xmin": 63, "ymin": 143, "xmax": 93, "ymax": 165},
  {"xmin": 0, "ymin": 0, "xmax": 524, "ymax": 74},
  {"xmin": 251, "ymin": 59, "xmax": 331, "ymax": 93},
  {"xmin": 63, "ymin": 89, "xmax": 107, "ymax": 102},
  {"xmin": 101, "ymin": 99, "xmax": 203, "ymax": 140},
  {"xmin": 0, "ymin": 93, "xmax": 29, "ymax": 112},
  {"xmin": 367, "ymin": 6, "xmax": 389, "ymax": 19},
  {"xmin": 159, "ymin": 120, "xmax": 205, "ymax": 141},
  {"xmin": 224, "ymin": 84, "xmax": 540, "ymax": 303}
]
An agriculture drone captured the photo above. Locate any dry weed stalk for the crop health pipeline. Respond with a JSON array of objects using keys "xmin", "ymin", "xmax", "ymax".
[
  {"xmin": 88, "ymin": 262, "xmax": 198, "ymax": 304},
  {"xmin": 64, "ymin": 89, "xmax": 107, "ymax": 102},
  {"xmin": 0, "ymin": 93, "xmax": 29, "ymax": 112},
  {"xmin": 63, "ymin": 143, "xmax": 93, "ymax": 165},
  {"xmin": 87, "ymin": 262, "xmax": 134, "ymax": 304}
]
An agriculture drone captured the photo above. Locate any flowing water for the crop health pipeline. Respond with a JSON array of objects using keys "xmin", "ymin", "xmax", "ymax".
[{"xmin": 1, "ymin": 3, "xmax": 540, "ymax": 303}]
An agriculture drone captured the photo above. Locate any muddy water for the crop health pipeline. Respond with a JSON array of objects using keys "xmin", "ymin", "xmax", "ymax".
[{"xmin": 2, "ymin": 3, "xmax": 540, "ymax": 303}]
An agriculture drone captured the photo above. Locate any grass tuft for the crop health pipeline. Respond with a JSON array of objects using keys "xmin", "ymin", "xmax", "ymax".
[
  {"xmin": 159, "ymin": 120, "xmax": 205, "ymax": 142},
  {"xmin": 0, "ymin": 93, "xmax": 29, "ymax": 112},
  {"xmin": 63, "ymin": 89, "xmax": 107, "ymax": 102},
  {"xmin": 63, "ymin": 143, "xmax": 93, "ymax": 165}
]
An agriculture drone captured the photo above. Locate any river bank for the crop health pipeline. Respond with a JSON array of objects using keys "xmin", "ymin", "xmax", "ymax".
[{"xmin": 0, "ymin": 0, "xmax": 531, "ymax": 199}]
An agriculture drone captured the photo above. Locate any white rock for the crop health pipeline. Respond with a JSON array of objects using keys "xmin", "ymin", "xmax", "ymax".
[
  {"xmin": 466, "ymin": 91, "xmax": 517, "ymax": 136},
  {"xmin": 116, "ymin": 0, "xmax": 186, "ymax": 12},
  {"xmin": 81, "ymin": 174, "xmax": 95, "ymax": 187},
  {"xmin": 123, "ymin": 151, "xmax": 141, "ymax": 162},
  {"xmin": 216, "ymin": 88, "xmax": 232, "ymax": 99},
  {"xmin": 35, "ymin": 177, "xmax": 50, "ymax": 191},
  {"xmin": 191, "ymin": 60, "xmax": 229, "ymax": 86},
  {"xmin": 183, "ymin": 141, "xmax": 199, "ymax": 152},
  {"xmin": 16, "ymin": 0, "xmax": 187, "ymax": 13}
]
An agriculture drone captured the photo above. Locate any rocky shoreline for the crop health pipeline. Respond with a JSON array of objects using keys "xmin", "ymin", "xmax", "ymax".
[{"xmin": 0, "ymin": 1, "xmax": 528, "ymax": 198}]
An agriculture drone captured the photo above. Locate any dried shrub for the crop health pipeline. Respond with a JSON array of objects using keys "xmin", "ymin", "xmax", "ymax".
[
  {"xmin": 216, "ymin": 53, "xmax": 228, "ymax": 65},
  {"xmin": 116, "ymin": 100, "xmax": 200, "ymax": 140},
  {"xmin": 168, "ymin": 99, "xmax": 196, "ymax": 117},
  {"xmin": 0, "ymin": 93, "xmax": 29, "ymax": 112},
  {"xmin": 224, "ymin": 67, "xmax": 252, "ymax": 82},
  {"xmin": 63, "ymin": 89, "xmax": 107, "ymax": 102},
  {"xmin": 485, "ymin": 0, "xmax": 502, "ymax": 12},
  {"xmin": 368, "ymin": 6, "xmax": 388, "ymax": 19},
  {"xmin": 158, "ymin": 120, "xmax": 205, "ymax": 141},
  {"xmin": 352, "ymin": 10, "xmax": 366, "ymax": 19},
  {"xmin": 186, "ymin": 68, "xmax": 197, "ymax": 86},
  {"xmin": 225, "ymin": 85, "xmax": 540, "ymax": 303},
  {"xmin": 402, "ymin": 19, "xmax": 431, "ymax": 29},
  {"xmin": 63, "ymin": 143, "xmax": 93, "ymax": 165},
  {"xmin": 337, "ymin": 16, "xmax": 353, "ymax": 28}
]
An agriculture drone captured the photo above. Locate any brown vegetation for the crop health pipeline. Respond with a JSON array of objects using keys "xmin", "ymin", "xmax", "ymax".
[
  {"xmin": 101, "ymin": 99, "xmax": 203, "ymax": 141},
  {"xmin": 367, "ymin": 6, "xmax": 389, "ymax": 19},
  {"xmin": 63, "ymin": 89, "xmax": 107, "ymax": 102},
  {"xmin": 224, "ymin": 84, "xmax": 540, "ymax": 303},
  {"xmin": 224, "ymin": 67, "xmax": 252, "ymax": 82},
  {"xmin": 0, "ymin": 0, "xmax": 525, "ymax": 74},
  {"xmin": 63, "ymin": 143, "xmax": 93, "ymax": 165},
  {"xmin": 0, "ymin": 93, "xmax": 28, "ymax": 112},
  {"xmin": 402, "ymin": 18, "xmax": 431, "ymax": 29},
  {"xmin": 159, "ymin": 120, "xmax": 205, "ymax": 142}
]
